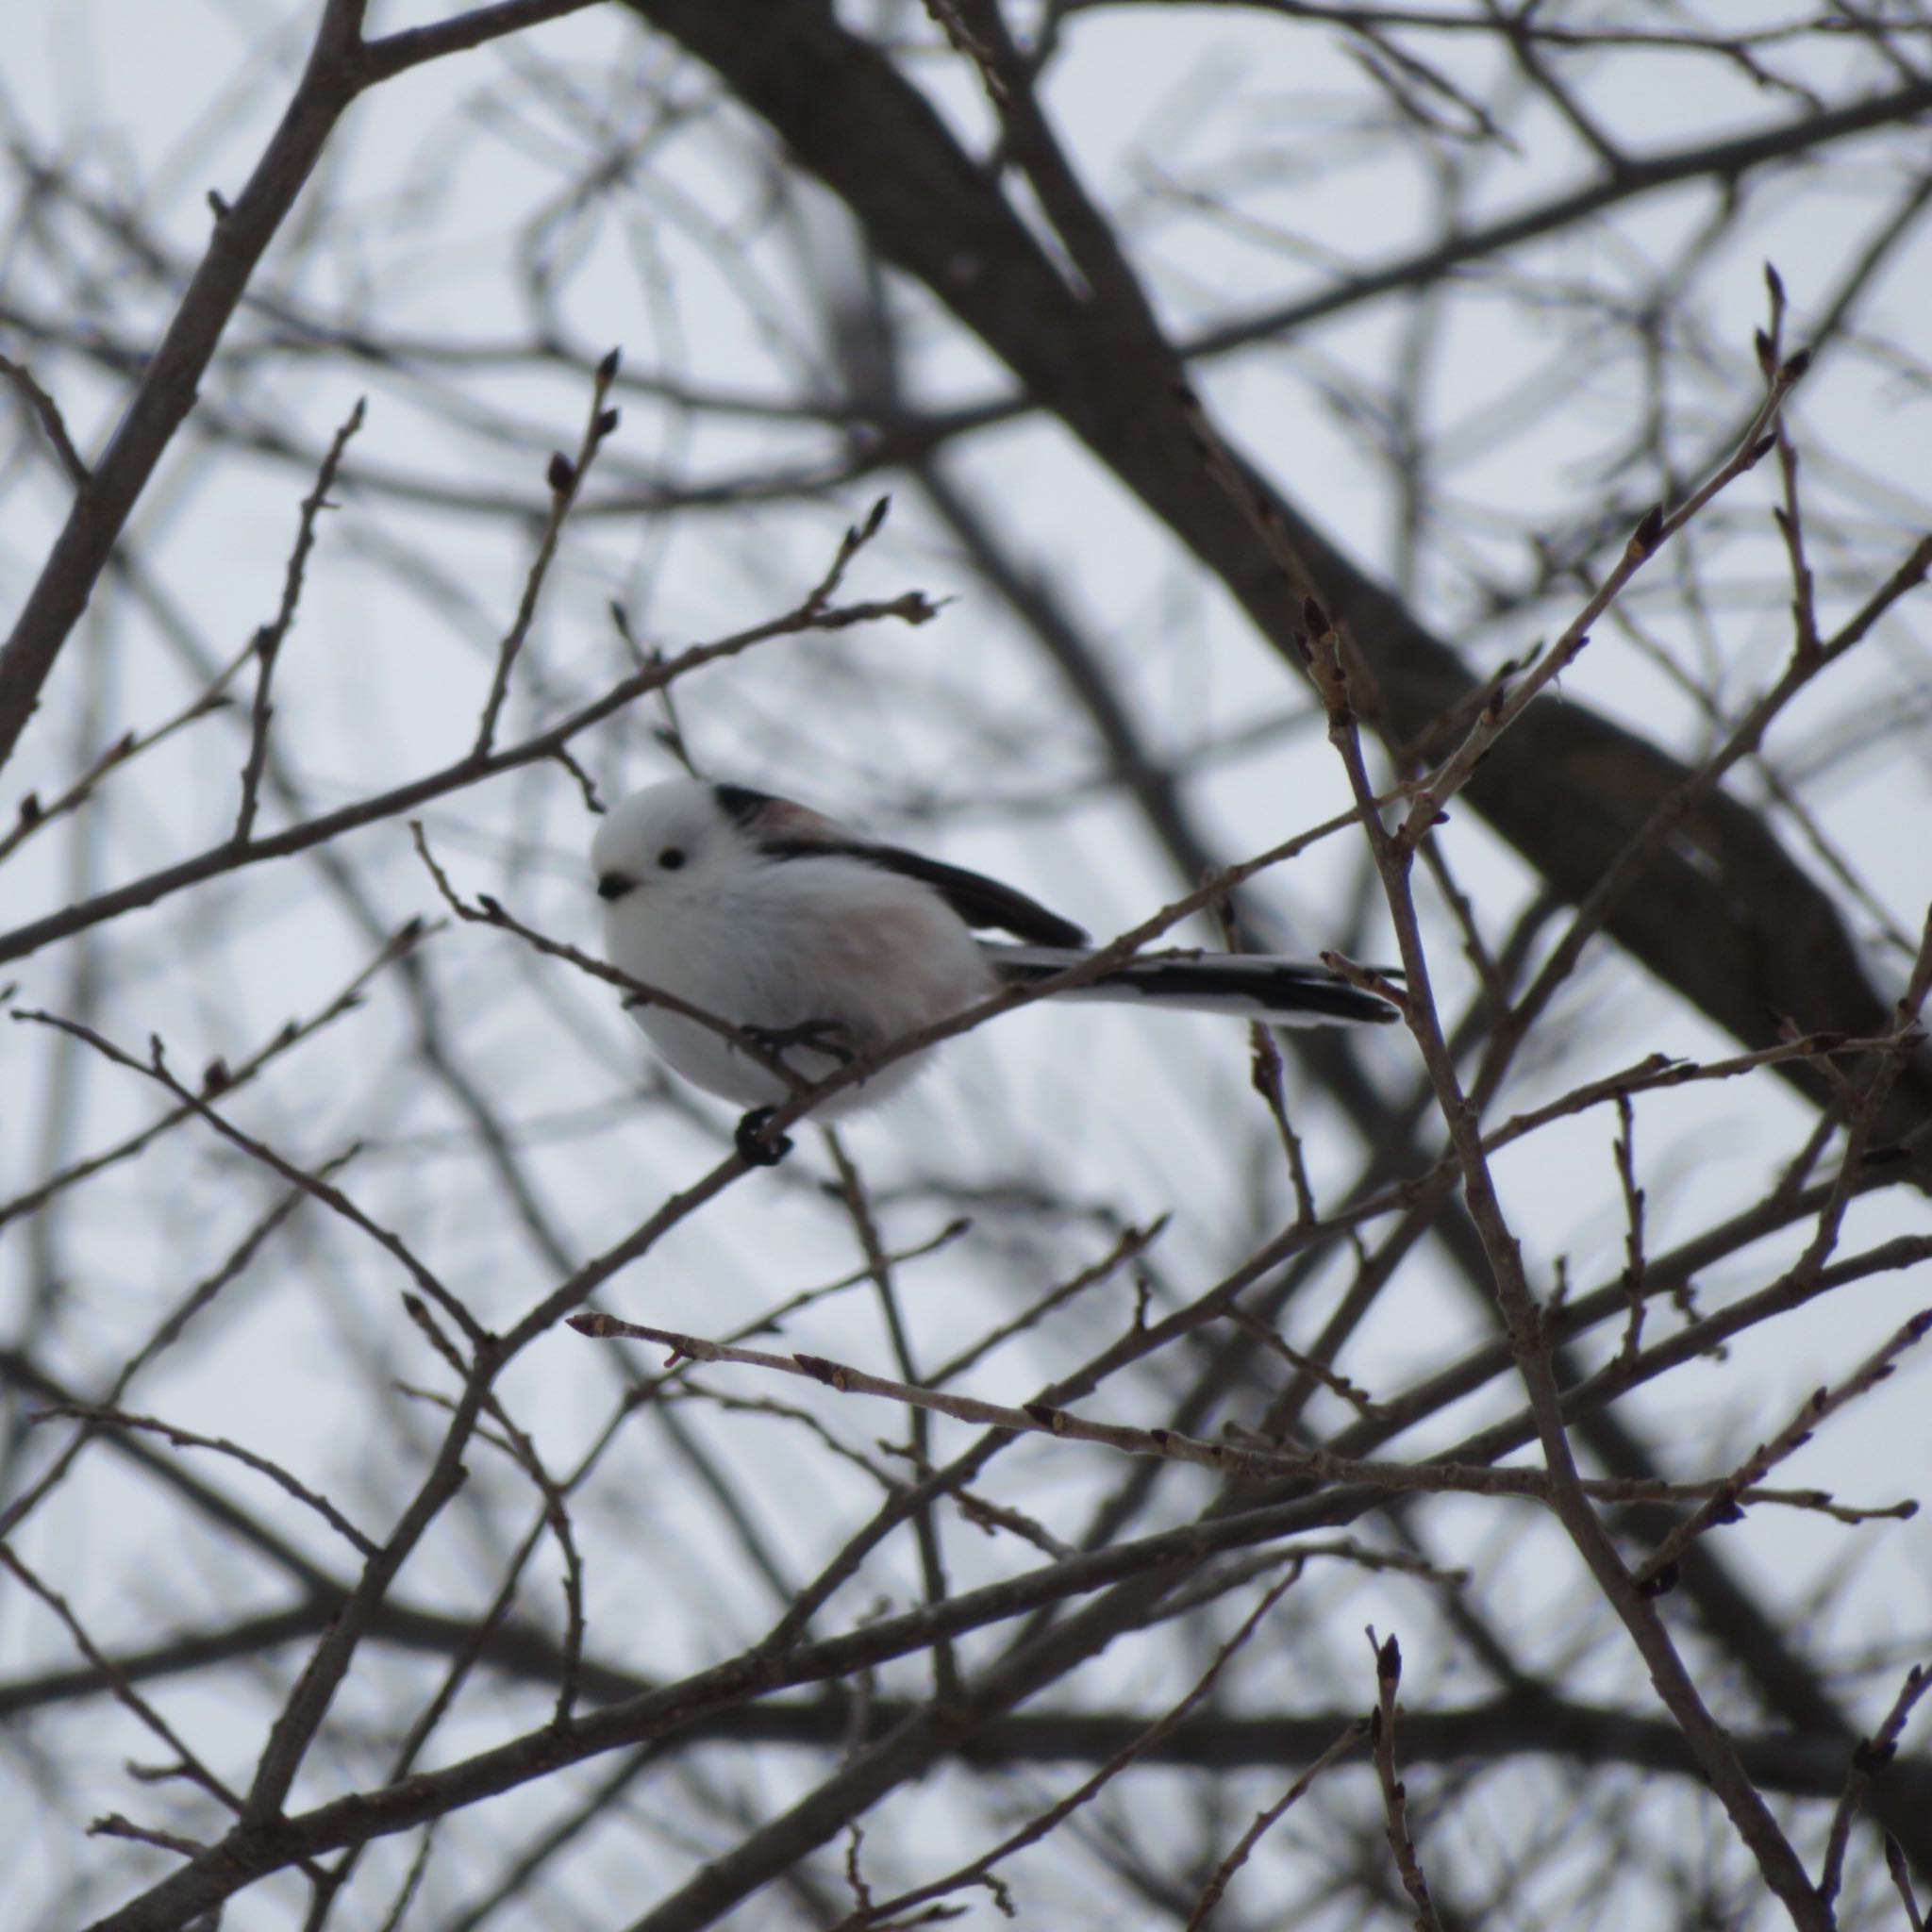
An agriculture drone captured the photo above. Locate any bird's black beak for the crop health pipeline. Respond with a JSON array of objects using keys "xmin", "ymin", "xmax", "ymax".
[{"xmin": 596, "ymin": 874, "xmax": 637, "ymax": 902}]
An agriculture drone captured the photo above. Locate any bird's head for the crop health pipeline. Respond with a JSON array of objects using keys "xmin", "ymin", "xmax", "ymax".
[
  {"xmin": 591, "ymin": 778, "xmax": 740, "ymax": 905},
  {"xmin": 591, "ymin": 778, "xmax": 840, "ymax": 904}
]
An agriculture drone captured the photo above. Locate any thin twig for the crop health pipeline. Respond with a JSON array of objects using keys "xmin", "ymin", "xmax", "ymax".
[
  {"xmin": 27, "ymin": 1403, "xmax": 379, "ymax": 1555},
  {"xmin": 235, "ymin": 397, "xmax": 365, "ymax": 841},
  {"xmin": 473, "ymin": 350, "xmax": 622, "ymax": 756},
  {"xmin": 0, "ymin": 651, "xmax": 247, "ymax": 867},
  {"xmin": 1886, "ymin": 1833, "xmax": 1927, "ymax": 1930},
  {"xmin": 1633, "ymin": 1311, "xmax": 1932, "ymax": 1592},
  {"xmin": 0, "ymin": 918, "xmax": 428, "ymax": 1231},
  {"xmin": 927, "ymin": 1218, "xmax": 1168, "ymax": 1387},
  {"xmin": 0, "ymin": 1543, "xmax": 244, "ymax": 1815},
  {"xmin": 0, "ymin": 350, "xmax": 89, "ymax": 482},
  {"xmin": 12, "ymin": 1008, "xmax": 485, "ymax": 1347},
  {"xmin": 0, "ymin": 1172, "xmax": 337, "ymax": 1541},
  {"xmin": 1368, "ymin": 1630, "xmax": 1444, "ymax": 1932},
  {"xmin": 571, "ymin": 1307, "xmax": 1901, "ymax": 1527},
  {"xmin": 823, "ymin": 1128, "xmax": 960, "ymax": 1703},
  {"xmin": 1611, "ymin": 1093, "xmax": 1649, "ymax": 1364},
  {"xmin": 1182, "ymin": 1717, "xmax": 1372, "ymax": 1929},
  {"xmin": 838, "ymin": 1565, "xmax": 1309, "ymax": 1928},
  {"xmin": 1820, "ymin": 1663, "xmax": 1930, "ymax": 1909},
  {"xmin": 1395, "ymin": 360, "xmax": 1808, "ymax": 852}
]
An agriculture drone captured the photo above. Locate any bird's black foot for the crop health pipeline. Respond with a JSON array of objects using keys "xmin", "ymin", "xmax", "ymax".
[
  {"xmin": 734, "ymin": 1107, "xmax": 793, "ymax": 1167},
  {"xmin": 742, "ymin": 1018, "xmax": 857, "ymax": 1065}
]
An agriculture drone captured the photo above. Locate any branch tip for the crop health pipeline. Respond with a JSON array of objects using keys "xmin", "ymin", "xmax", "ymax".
[{"xmin": 1375, "ymin": 1631, "xmax": 1402, "ymax": 1688}]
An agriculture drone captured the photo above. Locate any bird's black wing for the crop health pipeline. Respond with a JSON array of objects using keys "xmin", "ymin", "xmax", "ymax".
[
  {"xmin": 753, "ymin": 836, "xmax": 1086, "ymax": 947},
  {"xmin": 718, "ymin": 782, "xmax": 1089, "ymax": 946},
  {"xmin": 766, "ymin": 839, "xmax": 1086, "ymax": 945},
  {"xmin": 841, "ymin": 846, "xmax": 1086, "ymax": 946},
  {"xmin": 858, "ymin": 846, "xmax": 1089, "ymax": 947}
]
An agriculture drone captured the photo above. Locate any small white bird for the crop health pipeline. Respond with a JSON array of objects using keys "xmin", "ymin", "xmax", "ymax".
[{"xmin": 591, "ymin": 779, "xmax": 1396, "ymax": 1161}]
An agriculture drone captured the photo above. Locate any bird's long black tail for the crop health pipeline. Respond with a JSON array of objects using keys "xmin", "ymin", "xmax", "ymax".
[{"xmin": 982, "ymin": 944, "xmax": 1399, "ymax": 1027}]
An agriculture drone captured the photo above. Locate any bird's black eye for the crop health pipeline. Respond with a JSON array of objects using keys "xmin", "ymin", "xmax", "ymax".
[{"xmin": 658, "ymin": 847, "xmax": 687, "ymax": 871}]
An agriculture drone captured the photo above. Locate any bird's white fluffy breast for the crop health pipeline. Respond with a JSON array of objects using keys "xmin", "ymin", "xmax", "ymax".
[
  {"xmin": 610, "ymin": 853, "xmax": 991, "ymax": 1035},
  {"xmin": 603, "ymin": 844, "xmax": 995, "ymax": 1110}
]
